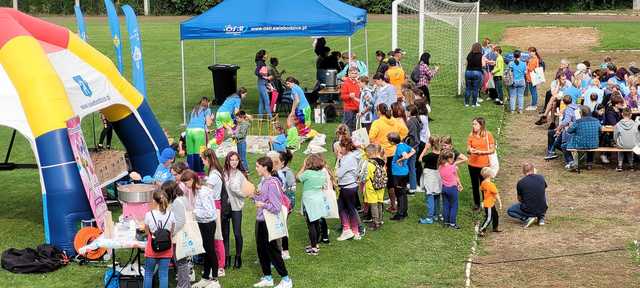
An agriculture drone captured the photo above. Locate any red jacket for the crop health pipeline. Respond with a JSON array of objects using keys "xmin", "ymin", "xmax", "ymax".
[{"xmin": 340, "ymin": 77, "xmax": 360, "ymax": 111}]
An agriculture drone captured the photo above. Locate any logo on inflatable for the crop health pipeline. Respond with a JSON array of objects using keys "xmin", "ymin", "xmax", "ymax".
[
  {"xmin": 113, "ymin": 35, "xmax": 120, "ymax": 47},
  {"xmin": 72, "ymin": 75, "xmax": 93, "ymax": 97},
  {"xmin": 224, "ymin": 24, "xmax": 246, "ymax": 35}
]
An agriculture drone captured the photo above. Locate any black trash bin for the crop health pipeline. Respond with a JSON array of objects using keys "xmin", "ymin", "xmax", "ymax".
[{"xmin": 208, "ymin": 64, "xmax": 239, "ymax": 105}]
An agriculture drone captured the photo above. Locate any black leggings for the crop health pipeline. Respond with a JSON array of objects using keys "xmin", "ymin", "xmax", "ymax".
[
  {"xmin": 393, "ymin": 175, "xmax": 409, "ymax": 217},
  {"xmin": 419, "ymin": 85, "xmax": 431, "ymax": 105},
  {"xmin": 99, "ymin": 121, "xmax": 113, "ymax": 147},
  {"xmin": 468, "ymin": 165, "xmax": 485, "ymax": 208},
  {"xmin": 415, "ymin": 142, "xmax": 426, "ymax": 184},
  {"xmin": 255, "ymin": 221, "xmax": 288, "ymax": 277},
  {"xmin": 197, "ymin": 221, "xmax": 218, "ymax": 279},
  {"xmin": 319, "ymin": 218, "xmax": 329, "ymax": 241},
  {"xmin": 304, "ymin": 211, "xmax": 320, "ymax": 247},
  {"xmin": 222, "ymin": 210, "xmax": 243, "ymax": 258}
]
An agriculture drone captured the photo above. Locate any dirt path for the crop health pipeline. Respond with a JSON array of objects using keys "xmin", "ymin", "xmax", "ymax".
[{"xmin": 471, "ymin": 41, "xmax": 640, "ymax": 287}]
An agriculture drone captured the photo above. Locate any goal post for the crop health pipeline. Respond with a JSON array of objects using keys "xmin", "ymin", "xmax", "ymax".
[{"xmin": 392, "ymin": 0, "xmax": 479, "ymax": 97}]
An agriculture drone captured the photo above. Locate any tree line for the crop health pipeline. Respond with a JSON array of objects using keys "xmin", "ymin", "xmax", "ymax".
[{"xmin": 0, "ymin": 0, "xmax": 631, "ymax": 15}]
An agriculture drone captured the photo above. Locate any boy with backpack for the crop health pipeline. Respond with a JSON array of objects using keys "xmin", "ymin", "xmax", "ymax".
[{"xmin": 364, "ymin": 144, "xmax": 387, "ymax": 230}]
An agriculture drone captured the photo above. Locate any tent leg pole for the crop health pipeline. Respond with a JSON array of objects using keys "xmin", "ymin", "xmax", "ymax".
[
  {"xmin": 213, "ymin": 40, "xmax": 217, "ymax": 64},
  {"xmin": 181, "ymin": 40, "xmax": 186, "ymax": 125},
  {"xmin": 348, "ymin": 36, "xmax": 352, "ymax": 63},
  {"xmin": 4, "ymin": 130, "xmax": 16, "ymax": 164},
  {"xmin": 364, "ymin": 28, "xmax": 369, "ymax": 75}
]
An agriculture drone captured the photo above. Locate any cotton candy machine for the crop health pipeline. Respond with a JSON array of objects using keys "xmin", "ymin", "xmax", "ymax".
[{"xmin": 117, "ymin": 184, "xmax": 155, "ymax": 221}]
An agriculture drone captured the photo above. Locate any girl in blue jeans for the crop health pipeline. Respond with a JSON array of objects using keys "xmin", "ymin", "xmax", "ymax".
[
  {"xmin": 143, "ymin": 190, "xmax": 175, "ymax": 288},
  {"xmin": 419, "ymin": 136, "xmax": 443, "ymax": 224},
  {"xmin": 255, "ymin": 49, "xmax": 272, "ymax": 117},
  {"xmin": 464, "ymin": 43, "xmax": 485, "ymax": 107},
  {"xmin": 508, "ymin": 50, "xmax": 527, "ymax": 113},
  {"xmin": 438, "ymin": 150, "xmax": 463, "ymax": 229}
]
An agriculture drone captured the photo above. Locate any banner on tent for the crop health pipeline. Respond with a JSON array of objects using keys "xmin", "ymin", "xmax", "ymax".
[
  {"xmin": 66, "ymin": 117, "xmax": 107, "ymax": 230},
  {"xmin": 104, "ymin": 0, "xmax": 124, "ymax": 74},
  {"xmin": 122, "ymin": 5, "xmax": 147, "ymax": 98},
  {"xmin": 74, "ymin": 5, "xmax": 88, "ymax": 42}
]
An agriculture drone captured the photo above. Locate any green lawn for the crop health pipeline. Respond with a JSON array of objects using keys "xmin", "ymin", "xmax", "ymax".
[{"xmin": 0, "ymin": 15, "xmax": 637, "ymax": 288}]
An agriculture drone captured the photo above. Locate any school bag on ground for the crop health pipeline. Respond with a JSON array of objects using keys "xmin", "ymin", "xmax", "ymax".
[
  {"xmin": 410, "ymin": 64, "xmax": 421, "ymax": 83},
  {"xmin": 150, "ymin": 211, "xmax": 172, "ymax": 252},
  {"xmin": 1, "ymin": 244, "xmax": 68, "ymax": 273},
  {"xmin": 369, "ymin": 160, "xmax": 387, "ymax": 190}
]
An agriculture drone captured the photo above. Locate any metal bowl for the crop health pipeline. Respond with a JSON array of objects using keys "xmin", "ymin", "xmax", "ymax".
[{"xmin": 117, "ymin": 184, "xmax": 156, "ymax": 203}]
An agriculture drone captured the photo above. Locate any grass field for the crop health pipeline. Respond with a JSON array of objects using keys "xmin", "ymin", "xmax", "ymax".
[{"xmin": 0, "ymin": 14, "xmax": 638, "ymax": 288}]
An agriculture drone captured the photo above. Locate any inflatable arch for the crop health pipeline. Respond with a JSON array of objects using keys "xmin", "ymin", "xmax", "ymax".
[{"xmin": 0, "ymin": 8, "xmax": 169, "ymax": 254}]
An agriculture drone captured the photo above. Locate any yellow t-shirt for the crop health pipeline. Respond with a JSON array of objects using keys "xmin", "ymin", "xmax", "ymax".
[
  {"xmin": 386, "ymin": 66, "xmax": 406, "ymax": 97},
  {"xmin": 480, "ymin": 179, "xmax": 498, "ymax": 208}
]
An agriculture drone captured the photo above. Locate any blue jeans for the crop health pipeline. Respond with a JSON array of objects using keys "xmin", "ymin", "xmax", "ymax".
[
  {"xmin": 426, "ymin": 193, "xmax": 441, "ymax": 219},
  {"xmin": 442, "ymin": 185, "xmax": 459, "ymax": 225},
  {"xmin": 509, "ymin": 79, "xmax": 526, "ymax": 111},
  {"xmin": 144, "ymin": 257, "xmax": 170, "ymax": 288},
  {"xmin": 409, "ymin": 152, "xmax": 417, "ymax": 190},
  {"xmin": 464, "ymin": 70, "xmax": 483, "ymax": 105},
  {"xmin": 237, "ymin": 140, "xmax": 248, "ymax": 171},
  {"xmin": 257, "ymin": 78, "xmax": 271, "ymax": 117},
  {"xmin": 507, "ymin": 203, "xmax": 540, "ymax": 222},
  {"xmin": 528, "ymin": 82, "xmax": 538, "ymax": 106}
]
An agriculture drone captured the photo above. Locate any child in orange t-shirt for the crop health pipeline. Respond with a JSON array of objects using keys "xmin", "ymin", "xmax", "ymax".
[{"xmin": 479, "ymin": 167, "xmax": 502, "ymax": 236}]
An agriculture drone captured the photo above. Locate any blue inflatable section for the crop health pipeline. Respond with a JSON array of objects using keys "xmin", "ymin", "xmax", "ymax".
[
  {"xmin": 112, "ymin": 100, "xmax": 170, "ymax": 177},
  {"xmin": 36, "ymin": 99, "xmax": 170, "ymax": 256},
  {"xmin": 36, "ymin": 128, "xmax": 93, "ymax": 253}
]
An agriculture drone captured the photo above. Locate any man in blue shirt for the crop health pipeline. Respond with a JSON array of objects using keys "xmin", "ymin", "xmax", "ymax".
[{"xmin": 565, "ymin": 105, "xmax": 601, "ymax": 170}]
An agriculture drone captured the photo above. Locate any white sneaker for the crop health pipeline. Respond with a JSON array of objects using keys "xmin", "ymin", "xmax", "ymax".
[
  {"xmin": 281, "ymin": 250, "xmax": 291, "ymax": 260},
  {"xmin": 525, "ymin": 106, "xmax": 537, "ymax": 111},
  {"xmin": 478, "ymin": 98, "xmax": 484, "ymax": 103},
  {"xmin": 336, "ymin": 229, "xmax": 355, "ymax": 241},
  {"xmin": 217, "ymin": 268, "xmax": 225, "ymax": 277},
  {"xmin": 206, "ymin": 279, "xmax": 221, "ymax": 288},
  {"xmin": 253, "ymin": 277, "xmax": 274, "ymax": 287},
  {"xmin": 524, "ymin": 217, "xmax": 538, "ymax": 228},
  {"xmin": 275, "ymin": 278, "xmax": 293, "ymax": 288},
  {"xmin": 464, "ymin": 104, "xmax": 470, "ymax": 107},
  {"xmin": 194, "ymin": 279, "xmax": 212, "ymax": 288},
  {"xmin": 600, "ymin": 154, "xmax": 610, "ymax": 164},
  {"xmin": 474, "ymin": 103, "xmax": 481, "ymax": 107},
  {"xmin": 353, "ymin": 233, "xmax": 362, "ymax": 240}
]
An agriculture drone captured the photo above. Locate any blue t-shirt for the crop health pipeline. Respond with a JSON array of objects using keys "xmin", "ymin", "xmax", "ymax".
[
  {"xmin": 218, "ymin": 95, "xmax": 241, "ymax": 114},
  {"xmin": 292, "ymin": 84, "xmax": 310, "ymax": 110},
  {"xmin": 272, "ymin": 134, "xmax": 287, "ymax": 152},
  {"xmin": 562, "ymin": 86, "xmax": 581, "ymax": 104},
  {"xmin": 187, "ymin": 108, "xmax": 212, "ymax": 129},
  {"xmin": 508, "ymin": 61, "xmax": 527, "ymax": 81},
  {"xmin": 391, "ymin": 143, "xmax": 412, "ymax": 176},
  {"xmin": 143, "ymin": 164, "xmax": 175, "ymax": 184}
]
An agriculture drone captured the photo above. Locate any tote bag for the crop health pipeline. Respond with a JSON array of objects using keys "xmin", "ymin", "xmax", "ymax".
[
  {"xmin": 485, "ymin": 134, "xmax": 499, "ymax": 177},
  {"xmin": 352, "ymin": 119, "xmax": 369, "ymax": 147},
  {"xmin": 175, "ymin": 213, "xmax": 205, "ymax": 260},
  {"xmin": 264, "ymin": 205, "xmax": 289, "ymax": 242},
  {"xmin": 321, "ymin": 169, "xmax": 340, "ymax": 219},
  {"xmin": 530, "ymin": 67, "xmax": 546, "ymax": 86}
]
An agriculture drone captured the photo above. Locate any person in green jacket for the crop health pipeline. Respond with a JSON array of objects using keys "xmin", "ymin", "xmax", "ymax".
[{"xmin": 491, "ymin": 46, "xmax": 505, "ymax": 105}]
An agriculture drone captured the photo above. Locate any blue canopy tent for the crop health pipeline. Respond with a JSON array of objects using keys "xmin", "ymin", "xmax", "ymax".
[{"xmin": 178, "ymin": 0, "xmax": 368, "ymax": 123}]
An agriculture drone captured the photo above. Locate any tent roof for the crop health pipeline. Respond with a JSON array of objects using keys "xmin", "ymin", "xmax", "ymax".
[{"xmin": 180, "ymin": 0, "xmax": 367, "ymax": 40}]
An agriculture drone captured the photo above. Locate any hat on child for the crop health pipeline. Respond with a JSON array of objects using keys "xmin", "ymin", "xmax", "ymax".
[{"xmin": 158, "ymin": 148, "xmax": 176, "ymax": 163}]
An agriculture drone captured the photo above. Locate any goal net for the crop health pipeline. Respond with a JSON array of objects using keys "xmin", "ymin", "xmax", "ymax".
[{"xmin": 392, "ymin": 0, "xmax": 479, "ymax": 97}]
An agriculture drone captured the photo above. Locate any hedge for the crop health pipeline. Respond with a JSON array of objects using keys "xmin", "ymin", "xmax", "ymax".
[{"xmin": 0, "ymin": 0, "xmax": 632, "ymax": 15}]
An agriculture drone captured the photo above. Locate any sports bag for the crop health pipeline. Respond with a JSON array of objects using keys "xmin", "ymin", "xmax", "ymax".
[
  {"xmin": 369, "ymin": 160, "xmax": 388, "ymax": 190},
  {"xmin": 1, "ymin": 244, "xmax": 67, "ymax": 274},
  {"xmin": 503, "ymin": 67, "xmax": 514, "ymax": 87},
  {"xmin": 150, "ymin": 211, "xmax": 172, "ymax": 252}
]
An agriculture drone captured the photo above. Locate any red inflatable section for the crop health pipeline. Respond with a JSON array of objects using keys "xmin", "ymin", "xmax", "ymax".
[{"xmin": 0, "ymin": 8, "xmax": 69, "ymax": 49}]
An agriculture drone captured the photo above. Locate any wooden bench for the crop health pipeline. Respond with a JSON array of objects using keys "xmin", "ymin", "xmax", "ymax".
[{"xmin": 567, "ymin": 147, "xmax": 634, "ymax": 172}]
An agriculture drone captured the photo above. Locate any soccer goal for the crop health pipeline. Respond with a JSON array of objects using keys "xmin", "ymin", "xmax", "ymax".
[{"xmin": 392, "ymin": 0, "xmax": 479, "ymax": 97}]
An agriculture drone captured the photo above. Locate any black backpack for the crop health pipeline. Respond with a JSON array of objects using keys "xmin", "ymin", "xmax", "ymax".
[
  {"xmin": 1, "ymin": 244, "xmax": 67, "ymax": 274},
  {"xmin": 410, "ymin": 64, "xmax": 421, "ymax": 83},
  {"xmin": 150, "ymin": 211, "xmax": 172, "ymax": 252}
]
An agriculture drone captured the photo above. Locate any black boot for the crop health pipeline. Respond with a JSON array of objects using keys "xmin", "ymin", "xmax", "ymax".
[
  {"xmin": 233, "ymin": 255, "xmax": 242, "ymax": 269},
  {"xmin": 225, "ymin": 256, "xmax": 231, "ymax": 269}
]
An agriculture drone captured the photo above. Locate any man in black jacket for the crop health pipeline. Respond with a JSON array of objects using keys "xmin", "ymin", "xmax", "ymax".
[{"xmin": 507, "ymin": 163, "xmax": 548, "ymax": 228}]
